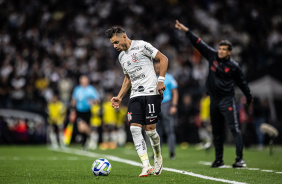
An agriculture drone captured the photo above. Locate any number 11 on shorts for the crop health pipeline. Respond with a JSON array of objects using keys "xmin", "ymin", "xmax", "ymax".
[{"xmin": 148, "ymin": 104, "xmax": 155, "ymax": 113}]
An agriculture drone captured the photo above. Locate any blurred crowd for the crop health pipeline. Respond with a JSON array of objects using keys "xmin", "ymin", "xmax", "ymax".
[{"xmin": 0, "ymin": 0, "xmax": 281, "ymax": 146}]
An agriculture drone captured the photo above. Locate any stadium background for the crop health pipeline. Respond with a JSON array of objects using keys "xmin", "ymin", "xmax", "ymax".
[{"xmin": 0, "ymin": 0, "xmax": 282, "ymax": 145}]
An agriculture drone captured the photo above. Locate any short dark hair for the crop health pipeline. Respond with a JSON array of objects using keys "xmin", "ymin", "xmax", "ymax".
[
  {"xmin": 219, "ymin": 40, "xmax": 232, "ymax": 51},
  {"xmin": 105, "ymin": 26, "xmax": 126, "ymax": 38}
]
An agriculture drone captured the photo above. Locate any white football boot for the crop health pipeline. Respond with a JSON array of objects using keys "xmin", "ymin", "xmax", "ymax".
[
  {"xmin": 139, "ymin": 165, "xmax": 154, "ymax": 177},
  {"xmin": 154, "ymin": 155, "xmax": 163, "ymax": 176}
]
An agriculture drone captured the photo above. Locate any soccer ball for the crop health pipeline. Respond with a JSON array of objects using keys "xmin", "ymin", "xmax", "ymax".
[{"xmin": 92, "ymin": 158, "xmax": 111, "ymax": 176}]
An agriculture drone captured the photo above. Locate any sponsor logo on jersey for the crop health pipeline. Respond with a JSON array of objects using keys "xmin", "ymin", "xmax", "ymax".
[
  {"xmin": 146, "ymin": 115, "xmax": 158, "ymax": 119},
  {"xmin": 131, "ymin": 53, "xmax": 138, "ymax": 62},
  {"xmin": 130, "ymin": 47, "xmax": 139, "ymax": 51},
  {"xmin": 128, "ymin": 67, "xmax": 142, "ymax": 75},
  {"xmin": 131, "ymin": 73, "xmax": 145, "ymax": 82},
  {"xmin": 136, "ymin": 86, "xmax": 145, "ymax": 92},
  {"xmin": 144, "ymin": 45, "xmax": 153, "ymax": 54}
]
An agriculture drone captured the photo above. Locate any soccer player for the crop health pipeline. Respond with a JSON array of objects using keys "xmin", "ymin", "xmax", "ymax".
[
  {"xmin": 105, "ymin": 26, "xmax": 168, "ymax": 177},
  {"xmin": 198, "ymin": 93, "xmax": 212, "ymax": 150},
  {"xmin": 154, "ymin": 61, "xmax": 178, "ymax": 160},
  {"xmin": 175, "ymin": 20, "xmax": 253, "ymax": 168},
  {"xmin": 89, "ymin": 102, "xmax": 102, "ymax": 150},
  {"xmin": 101, "ymin": 92, "xmax": 118, "ymax": 149},
  {"xmin": 71, "ymin": 75, "xmax": 100, "ymax": 150},
  {"xmin": 47, "ymin": 93, "xmax": 66, "ymax": 148}
]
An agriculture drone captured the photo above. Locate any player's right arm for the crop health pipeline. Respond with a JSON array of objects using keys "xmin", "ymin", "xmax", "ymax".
[
  {"xmin": 111, "ymin": 74, "xmax": 131, "ymax": 109},
  {"xmin": 155, "ymin": 51, "xmax": 168, "ymax": 95},
  {"xmin": 175, "ymin": 20, "xmax": 216, "ymax": 61}
]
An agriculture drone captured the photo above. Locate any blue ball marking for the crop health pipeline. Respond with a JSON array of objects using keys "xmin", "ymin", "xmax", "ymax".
[{"xmin": 92, "ymin": 158, "xmax": 111, "ymax": 176}]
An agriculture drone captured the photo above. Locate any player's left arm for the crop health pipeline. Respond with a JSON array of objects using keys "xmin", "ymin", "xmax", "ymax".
[{"xmin": 155, "ymin": 51, "xmax": 168, "ymax": 95}]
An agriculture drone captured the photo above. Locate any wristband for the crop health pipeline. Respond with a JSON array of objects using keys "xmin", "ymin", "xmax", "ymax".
[{"xmin": 158, "ymin": 76, "xmax": 165, "ymax": 82}]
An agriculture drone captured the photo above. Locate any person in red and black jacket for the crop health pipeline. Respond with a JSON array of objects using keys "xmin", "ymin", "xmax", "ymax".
[{"xmin": 175, "ymin": 20, "xmax": 253, "ymax": 168}]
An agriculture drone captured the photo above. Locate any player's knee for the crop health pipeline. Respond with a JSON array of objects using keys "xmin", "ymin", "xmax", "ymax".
[
  {"xmin": 78, "ymin": 121, "xmax": 90, "ymax": 134},
  {"xmin": 130, "ymin": 126, "xmax": 142, "ymax": 136},
  {"xmin": 145, "ymin": 124, "xmax": 156, "ymax": 131},
  {"xmin": 145, "ymin": 128, "xmax": 157, "ymax": 137}
]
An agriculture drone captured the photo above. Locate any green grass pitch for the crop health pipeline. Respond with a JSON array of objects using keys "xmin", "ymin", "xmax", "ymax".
[{"xmin": 0, "ymin": 144, "xmax": 282, "ymax": 184}]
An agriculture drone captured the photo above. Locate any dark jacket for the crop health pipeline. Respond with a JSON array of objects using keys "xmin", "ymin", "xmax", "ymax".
[{"xmin": 186, "ymin": 31, "xmax": 252, "ymax": 102}]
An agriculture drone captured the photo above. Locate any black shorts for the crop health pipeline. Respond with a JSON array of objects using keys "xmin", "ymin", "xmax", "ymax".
[
  {"xmin": 127, "ymin": 95, "xmax": 162, "ymax": 125},
  {"xmin": 76, "ymin": 110, "xmax": 91, "ymax": 125}
]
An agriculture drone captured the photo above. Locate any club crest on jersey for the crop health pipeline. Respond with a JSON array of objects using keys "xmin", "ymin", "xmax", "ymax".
[
  {"xmin": 225, "ymin": 67, "xmax": 230, "ymax": 73},
  {"xmin": 131, "ymin": 53, "xmax": 138, "ymax": 62},
  {"xmin": 127, "ymin": 112, "xmax": 132, "ymax": 121}
]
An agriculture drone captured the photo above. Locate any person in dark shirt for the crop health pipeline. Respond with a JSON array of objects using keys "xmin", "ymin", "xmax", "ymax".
[{"xmin": 175, "ymin": 20, "xmax": 253, "ymax": 168}]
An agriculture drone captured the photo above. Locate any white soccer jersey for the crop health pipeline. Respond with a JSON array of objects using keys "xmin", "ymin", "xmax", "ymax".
[{"xmin": 118, "ymin": 40, "xmax": 159, "ymax": 98}]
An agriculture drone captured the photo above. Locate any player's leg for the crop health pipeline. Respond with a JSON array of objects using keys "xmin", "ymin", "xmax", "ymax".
[
  {"xmin": 210, "ymin": 98, "xmax": 225, "ymax": 168},
  {"xmin": 220, "ymin": 97, "xmax": 246, "ymax": 168},
  {"xmin": 88, "ymin": 126, "xmax": 99, "ymax": 150},
  {"xmin": 101, "ymin": 125, "xmax": 110, "ymax": 149},
  {"xmin": 117, "ymin": 125, "xmax": 127, "ymax": 146},
  {"xmin": 58, "ymin": 123, "xmax": 65, "ymax": 148},
  {"xmin": 77, "ymin": 111, "xmax": 91, "ymax": 150},
  {"xmin": 145, "ymin": 124, "xmax": 161, "ymax": 158},
  {"xmin": 48, "ymin": 124, "xmax": 59, "ymax": 149},
  {"xmin": 153, "ymin": 111, "xmax": 162, "ymax": 159},
  {"xmin": 200, "ymin": 121, "xmax": 212, "ymax": 149},
  {"xmin": 145, "ymin": 95, "xmax": 163, "ymax": 176},
  {"xmin": 156, "ymin": 114, "xmax": 163, "ymax": 145},
  {"xmin": 128, "ymin": 97, "xmax": 153, "ymax": 177},
  {"xmin": 108, "ymin": 124, "xmax": 117, "ymax": 149}
]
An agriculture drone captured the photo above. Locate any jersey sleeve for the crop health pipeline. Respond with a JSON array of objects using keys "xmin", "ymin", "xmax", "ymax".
[{"xmin": 141, "ymin": 41, "xmax": 158, "ymax": 59}]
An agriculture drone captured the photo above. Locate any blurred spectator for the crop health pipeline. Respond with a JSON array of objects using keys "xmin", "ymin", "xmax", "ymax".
[
  {"xmin": 89, "ymin": 102, "xmax": 102, "ymax": 150},
  {"xmin": 47, "ymin": 93, "xmax": 66, "ymax": 149},
  {"xmin": 101, "ymin": 91, "xmax": 117, "ymax": 150},
  {"xmin": 197, "ymin": 93, "xmax": 212, "ymax": 150},
  {"xmin": 115, "ymin": 103, "xmax": 127, "ymax": 147}
]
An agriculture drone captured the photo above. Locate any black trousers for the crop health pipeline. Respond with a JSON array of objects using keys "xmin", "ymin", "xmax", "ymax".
[{"xmin": 210, "ymin": 96, "xmax": 243, "ymax": 161}]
